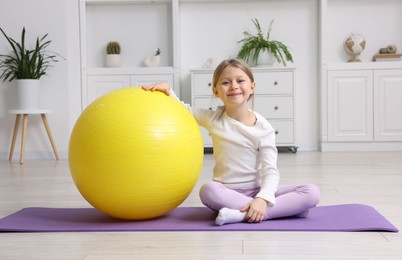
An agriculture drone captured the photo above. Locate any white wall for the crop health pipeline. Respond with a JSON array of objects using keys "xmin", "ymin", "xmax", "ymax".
[
  {"xmin": 326, "ymin": 0, "xmax": 402, "ymax": 63},
  {"xmin": 0, "ymin": 0, "xmax": 81, "ymax": 160}
]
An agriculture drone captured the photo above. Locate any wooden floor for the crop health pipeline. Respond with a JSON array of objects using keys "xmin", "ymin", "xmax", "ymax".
[{"xmin": 0, "ymin": 151, "xmax": 401, "ymax": 259}]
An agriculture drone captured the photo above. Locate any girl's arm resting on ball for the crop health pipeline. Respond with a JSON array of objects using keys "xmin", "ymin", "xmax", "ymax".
[
  {"xmin": 142, "ymin": 83, "xmax": 192, "ymax": 110},
  {"xmin": 142, "ymin": 82, "xmax": 171, "ymax": 95},
  {"xmin": 142, "ymin": 83, "xmax": 214, "ymax": 133}
]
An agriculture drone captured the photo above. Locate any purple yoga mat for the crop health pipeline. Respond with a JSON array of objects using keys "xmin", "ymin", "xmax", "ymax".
[{"xmin": 0, "ymin": 204, "xmax": 398, "ymax": 232}]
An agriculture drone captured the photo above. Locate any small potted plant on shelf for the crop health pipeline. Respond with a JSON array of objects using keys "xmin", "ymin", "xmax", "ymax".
[
  {"xmin": 144, "ymin": 48, "xmax": 161, "ymax": 67},
  {"xmin": 237, "ymin": 18, "xmax": 293, "ymax": 67},
  {"xmin": 0, "ymin": 27, "xmax": 60, "ymax": 109},
  {"xmin": 105, "ymin": 41, "xmax": 121, "ymax": 68}
]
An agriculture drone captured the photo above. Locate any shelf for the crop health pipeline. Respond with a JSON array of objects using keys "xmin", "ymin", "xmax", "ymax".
[
  {"xmin": 86, "ymin": 67, "xmax": 175, "ymax": 75},
  {"xmin": 83, "ymin": 0, "xmax": 174, "ymax": 68},
  {"xmin": 85, "ymin": 0, "xmax": 172, "ymax": 5},
  {"xmin": 191, "ymin": 66, "xmax": 296, "ymax": 73},
  {"xmin": 327, "ymin": 62, "xmax": 402, "ymax": 71}
]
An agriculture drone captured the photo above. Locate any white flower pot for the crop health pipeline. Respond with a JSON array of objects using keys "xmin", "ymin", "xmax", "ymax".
[
  {"xmin": 16, "ymin": 79, "xmax": 40, "ymax": 110},
  {"xmin": 256, "ymin": 51, "xmax": 276, "ymax": 67},
  {"xmin": 106, "ymin": 54, "xmax": 121, "ymax": 68}
]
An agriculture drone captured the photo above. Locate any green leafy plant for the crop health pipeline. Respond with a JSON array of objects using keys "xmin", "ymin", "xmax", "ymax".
[
  {"xmin": 155, "ymin": 48, "xmax": 161, "ymax": 56},
  {"xmin": 237, "ymin": 18, "xmax": 293, "ymax": 66},
  {"xmin": 0, "ymin": 27, "xmax": 60, "ymax": 82},
  {"xmin": 106, "ymin": 41, "xmax": 121, "ymax": 55}
]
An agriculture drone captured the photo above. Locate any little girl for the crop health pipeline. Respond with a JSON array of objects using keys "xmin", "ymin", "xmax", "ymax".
[{"xmin": 143, "ymin": 58, "xmax": 320, "ymax": 225}]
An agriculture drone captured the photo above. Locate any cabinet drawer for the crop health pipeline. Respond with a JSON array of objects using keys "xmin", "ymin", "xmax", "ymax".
[
  {"xmin": 270, "ymin": 120, "xmax": 294, "ymax": 144},
  {"xmin": 191, "ymin": 71, "xmax": 293, "ymax": 96},
  {"xmin": 199, "ymin": 120, "xmax": 294, "ymax": 147},
  {"xmin": 254, "ymin": 71, "xmax": 293, "ymax": 95},
  {"xmin": 254, "ymin": 96, "xmax": 294, "ymax": 119},
  {"xmin": 195, "ymin": 96, "xmax": 294, "ymax": 119},
  {"xmin": 193, "ymin": 97, "xmax": 211, "ymax": 109},
  {"xmin": 192, "ymin": 73, "xmax": 214, "ymax": 96}
]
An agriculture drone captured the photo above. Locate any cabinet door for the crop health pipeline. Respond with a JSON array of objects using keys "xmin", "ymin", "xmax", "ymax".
[
  {"xmin": 327, "ymin": 70, "xmax": 373, "ymax": 141},
  {"xmin": 86, "ymin": 75, "xmax": 130, "ymax": 107},
  {"xmin": 374, "ymin": 70, "xmax": 402, "ymax": 141}
]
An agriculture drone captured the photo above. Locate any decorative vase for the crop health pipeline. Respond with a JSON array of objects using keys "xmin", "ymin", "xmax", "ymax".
[
  {"xmin": 16, "ymin": 79, "xmax": 40, "ymax": 110},
  {"xmin": 256, "ymin": 50, "xmax": 276, "ymax": 66},
  {"xmin": 106, "ymin": 54, "xmax": 121, "ymax": 68},
  {"xmin": 144, "ymin": 55, "xmax": 161, "ymax": 67}
]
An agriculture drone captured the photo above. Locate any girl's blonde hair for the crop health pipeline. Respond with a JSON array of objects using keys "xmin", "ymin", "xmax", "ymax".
[
  {"xmin": 212, "ymin": 58, "xmax": 254, "ymax": 88},
  {"xmin": 212, "ymin": 58, "xmax": 255, "ymax": 109}
]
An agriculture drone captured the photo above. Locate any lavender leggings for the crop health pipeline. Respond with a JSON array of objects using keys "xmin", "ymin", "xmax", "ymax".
[{"xmin": 199, "ymin": 181, "xmax": 321, "ymax": 220}]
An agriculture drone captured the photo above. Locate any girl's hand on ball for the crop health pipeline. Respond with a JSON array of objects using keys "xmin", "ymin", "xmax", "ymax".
[{"xmin": 142, "ymin": 82, "xmax": 170, "ymax": 96}]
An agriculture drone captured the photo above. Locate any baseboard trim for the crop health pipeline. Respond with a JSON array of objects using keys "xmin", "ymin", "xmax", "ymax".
[{"xmin": 321, "ymin": 142, "xmax": 402, "ymax": 151}]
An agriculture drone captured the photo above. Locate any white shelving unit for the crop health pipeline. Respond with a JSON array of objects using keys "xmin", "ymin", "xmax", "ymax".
[{"xmin": 79, "ymin": 0, "xmax": 180, "ymax": 107}]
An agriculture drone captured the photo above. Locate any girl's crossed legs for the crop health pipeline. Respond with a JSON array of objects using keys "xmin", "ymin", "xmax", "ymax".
[{"xmin": 199, "ymin": 181, "xmax": 321, "ymax": 225}]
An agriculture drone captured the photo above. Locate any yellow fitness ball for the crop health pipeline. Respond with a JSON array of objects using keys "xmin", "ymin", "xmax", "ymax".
[{"xmin": 69, "ymin": 87, "xmax": 203, "ymax": 220}]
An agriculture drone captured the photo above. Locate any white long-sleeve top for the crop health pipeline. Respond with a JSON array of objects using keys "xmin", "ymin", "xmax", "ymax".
[{"xmin": 170, "ymin": 91, "xmax": 280, "ymax": 205}]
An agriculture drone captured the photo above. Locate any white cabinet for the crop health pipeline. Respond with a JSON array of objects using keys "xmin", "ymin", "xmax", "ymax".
[
  {"xmin": 191, "ymin": 68, "xmax": 297, "ymax": 152},
  {"xmin": 84, "ymin": 68, "xmax": 174, "ymax": 107},
  {"xmin": 323, "ymin": 66, "xmax": 402, "ymax": 151},
  {"xmin": 319, "ymin": 0, "xmax": 402, "ymax": 151}
]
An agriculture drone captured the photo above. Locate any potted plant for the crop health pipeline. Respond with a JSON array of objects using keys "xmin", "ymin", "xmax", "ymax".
[
  {"xmin": 144, "ymin": 48, "xmax": 161, "ymax": 67},
  {"xmin": 237, "ymin": 18, "xmax": 293, "ymax": 67},
  {"xmin": 0, "ymin": 27, "xmax": 60, "ymax": 109},
  {"xmin": 105, "ymin": 41, "xmax": 121, "ymax": 67}
]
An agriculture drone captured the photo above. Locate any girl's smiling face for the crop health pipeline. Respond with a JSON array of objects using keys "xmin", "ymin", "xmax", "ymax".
[{"xmin": 213, "ymin": 65, "xmax": 255, "ymax": 108}]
